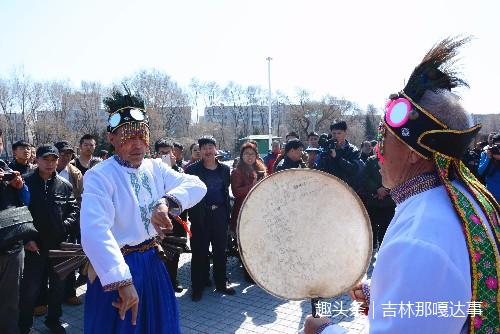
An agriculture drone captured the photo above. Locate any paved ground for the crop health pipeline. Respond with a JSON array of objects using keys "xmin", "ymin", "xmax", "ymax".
[{"xmin": 32, "ymin": 253, "xmax": 372, "ymax": 333}]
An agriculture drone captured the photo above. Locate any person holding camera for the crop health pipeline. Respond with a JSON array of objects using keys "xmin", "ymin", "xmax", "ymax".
[
  {"xmin": 317, "ymin": 121, "xmax": 364, "ymax": 189},
  {"xmin": 0, "ymin": 129, "xmax": 29, "ymax": 334},
  {"xmin": 478, "ymin": 133, "xmax": 500, "ymax": 201}
]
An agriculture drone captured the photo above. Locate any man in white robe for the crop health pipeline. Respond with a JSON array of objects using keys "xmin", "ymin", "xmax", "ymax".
[
  {"xmin": 80, "ymin": 90, "xmax": 207, "ymax": 333},
  {"xmin": 305, "ymin": 37, "xmax": 499, "ymax": 334}
]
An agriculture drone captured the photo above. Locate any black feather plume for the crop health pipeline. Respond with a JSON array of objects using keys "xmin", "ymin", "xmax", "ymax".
[
  {"xmin": 103, "ymin": 84, "xmax": 145, "ymax": 113},
  {"xmin": 403, "ymin": 36, "xmax": 471, "ymax": 101}
]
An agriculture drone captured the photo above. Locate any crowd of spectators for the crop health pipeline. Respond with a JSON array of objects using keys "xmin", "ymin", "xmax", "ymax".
[{"xmin": 0, "ymin": 123, "xmax": 498, "ymax": 333}]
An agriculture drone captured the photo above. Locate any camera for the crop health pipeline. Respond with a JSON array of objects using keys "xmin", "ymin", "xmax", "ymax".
[
  {"xmin": 318, "ymin": 135, "xmax": 337, "ymax": 154},
  {"xmin": 490, "ymin": 144, "xmax": 500, "ymax": 155},
  {"xmin": 2, "ymin": 172, "xmax": 16, "ymax": 182}
]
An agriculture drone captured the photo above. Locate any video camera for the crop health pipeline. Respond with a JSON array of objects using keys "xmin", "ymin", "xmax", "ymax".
[
  {"xmin": 489, "ymin": 144, "xmax": 500, "ymax": 155},
  {"xmin": 1, "ymin": 171, "xmax": 16, "ymax": 182},
  {"xmin": 318, "ymin": 134, "xmax": 337, "ymax": 154}
]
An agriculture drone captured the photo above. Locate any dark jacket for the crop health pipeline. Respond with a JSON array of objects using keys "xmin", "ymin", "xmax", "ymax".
[
  {"xmin": 275, "ymin": 156, "xmax": 306, "ymax": 172},
  {"xmin": 360, "ymin": 155, "xmax": 395, "ymax": 208},
  {"xmin": 24, "ymin": 169, "xmax": 79, "ymax": 250},
  {"xmin": 185, "ymin": 160, "xmax": 231, "ymax": 224},
  {"xmin": 317, "ymin": 139, "xmax": 364, "ymax": 190},
  {"xmin": 0, "ymin": 160, "xmax": 27, "ymax": 254},
  {"xmin": 71, "ymin": 156, "xmax": 102, "ymax": 175},
  {"xmin": 8, "ymin": 160, "xmax": 35, "ymax": 176}
]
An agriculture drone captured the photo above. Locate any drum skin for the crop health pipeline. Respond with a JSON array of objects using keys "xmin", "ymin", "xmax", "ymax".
[{"xmin": 237, "ymin": 169, "xmax": 372, "ymax": 300}]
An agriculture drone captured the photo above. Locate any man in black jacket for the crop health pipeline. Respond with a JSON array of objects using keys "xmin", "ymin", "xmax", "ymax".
[
  {"xmin": 8, "ymin": 140, "xmax": 35, "ymax": 176},
  {"xmin": 317, "ymin": 121, "xmax": 364, "ymax": 190},
  {"xmin": 0, "ymin": 129, "xmax": 28, "ymax": 334},
  {"xmin": 275, "ymin": 139, "xmax": 306, "ymax": 171},
  {"xmin": 19, "ymin": 145, "xmax": 79, "ymax": 334},
  {"xmin": 185, "ymin": 136, "xmax": 235, "ymax": 301}
]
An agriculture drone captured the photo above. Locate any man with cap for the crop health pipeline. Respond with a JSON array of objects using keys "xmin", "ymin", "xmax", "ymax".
[
  {"xmin": 19, "ymin": 145, "xmax": 79, "ymax": 334},
  {"xmin": 55, "ymin": 141, "xmax": 83, "ymax": 205},
  {"xmin": 306, "ymin": 37, "xmax": 499, "ymax": 334},
  {"xmin": 80, "ymin": 89, "xmax": 206, "ymax": 333},
  {"xmin": 185, "ymin": 135, "xmax": 235, "ymax": 301},
  {"xmin": 305, "ymin": 146, "xmax": 320, "ymax": 168}
]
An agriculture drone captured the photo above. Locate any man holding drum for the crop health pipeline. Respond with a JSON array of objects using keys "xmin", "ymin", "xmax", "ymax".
[{"xmin": 307, "ymin": 37, "xmax": 499, "ymax": 333}]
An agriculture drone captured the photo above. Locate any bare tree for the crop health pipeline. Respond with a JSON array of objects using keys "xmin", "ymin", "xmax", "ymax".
[
  {"xmin": 11, "ymin": 70, "xmax": 44, "ymax": 143},
  {"xmin": 74, "ymin": 81, "xmax": 104, "ymax": 138},
  {"xmin": 127, "ymin": 69, "xmax": 190, "ymax": 138},
  {"xmin": 222, "ymin": 82, "xmax": 246, "ymax": 140},
  {"xmin": 0, "ymin": 77, "xmax": 17, "ymax": 152},
  {"xmin": 200, "ymin": 81, "xmax": 229, "ymax": 148},
  {"xmin": 38, "ymin": 80, "xmax": 74, "ymax": 142}
]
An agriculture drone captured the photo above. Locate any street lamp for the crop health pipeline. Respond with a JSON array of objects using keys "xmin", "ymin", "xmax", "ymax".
[{"xmin": 266, "ymin": 57, "xmax": 272, "ymax": 150}]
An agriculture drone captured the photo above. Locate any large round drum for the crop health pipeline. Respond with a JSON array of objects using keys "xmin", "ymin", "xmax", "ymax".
[{"xmin": 237, "ymin": 169, "xmax": 372, "ymax": 300}]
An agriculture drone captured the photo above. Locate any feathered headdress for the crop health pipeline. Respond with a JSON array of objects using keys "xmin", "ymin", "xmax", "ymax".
[
  {"xmin": 103, "ymin": 85, "xmax": 149, "ymax": 145},
  {"xmin": 377, "ymin": 37, "xmax": 500, "ymax": 334},
  {"xmin": 403, "ymin": 37, "xmax": 470, "ymax": 101},
  {"xmin": 381, "ymin": 36, "xmax": 480, "ymax": 160}
]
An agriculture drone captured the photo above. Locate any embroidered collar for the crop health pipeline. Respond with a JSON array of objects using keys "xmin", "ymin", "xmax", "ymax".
[
  {"xmin": 113, "ymin": 155, "xmax": 141, "ymax": 169},
  {"xmin": 390, "ymin": 172, "xmax": 441, "ymax": 205}
]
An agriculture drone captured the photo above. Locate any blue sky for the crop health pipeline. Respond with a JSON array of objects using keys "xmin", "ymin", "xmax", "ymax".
[{"xmin": 1, "ymin": 0, "xmax": 499, "ymax": 115}]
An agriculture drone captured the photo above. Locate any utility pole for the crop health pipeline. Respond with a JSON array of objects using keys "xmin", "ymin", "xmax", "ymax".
[{"xmin": 266, "ymin": 57, "xmax": 273, "ymax": 150}]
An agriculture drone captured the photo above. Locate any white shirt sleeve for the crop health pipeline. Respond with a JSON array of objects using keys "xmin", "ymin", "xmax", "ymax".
[
  {"xmin": 156, "ymin": 160, "xmax": 207, "ymax": 210},
  {"xmin": 368, "ymin": 239, "xmax": 470, "ymax": 334},
  {"xmin": 80, "ymin": 168, "xmax": 131, "ymax": 287}
]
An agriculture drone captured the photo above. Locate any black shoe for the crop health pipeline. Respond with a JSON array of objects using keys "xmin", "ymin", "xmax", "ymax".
[
  {"xmin": 173, "ymin": 282, "xmax": 185, "ymax": 293},
  {"xmin": 216, "ymin": 286, "xmax": 236, "ymax": 295},
  {"xmin": 44, "ymin": 319, "xmax": 66, "ymax": 334},
  {"xmin": 191, "ymin": 290, "xmax": 202, "ymax": 302}
]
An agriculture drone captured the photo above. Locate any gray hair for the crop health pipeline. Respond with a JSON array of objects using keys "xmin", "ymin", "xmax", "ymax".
[{"xmin": 418, "ymin": 89, "xmax": 472, "ymax": 131}]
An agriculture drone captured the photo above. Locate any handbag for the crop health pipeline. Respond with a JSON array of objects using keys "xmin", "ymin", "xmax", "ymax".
[{"xmin": 0, "ymin": 206, "xmax": 37, "ymax": 249}]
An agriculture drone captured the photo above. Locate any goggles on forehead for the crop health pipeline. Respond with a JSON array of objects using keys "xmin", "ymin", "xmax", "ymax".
[
  {"xmin": 385, "ymin": 98, "xmax": 413, "ymax": 128},
  {"xmin": 108, "ymin": 107, "xmax": 147, "ymax": 129},
  {"xmin": 381, "ymin": 91, "xmax": 481, "ymax": 160}
]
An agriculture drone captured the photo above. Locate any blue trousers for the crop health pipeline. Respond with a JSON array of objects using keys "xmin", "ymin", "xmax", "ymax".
[{"xmin": 84, "ymin": 246, "xmax": 180, "ymax": 333}]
